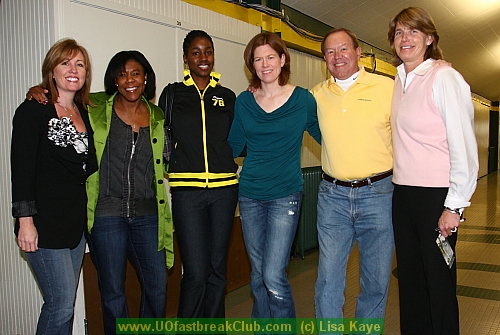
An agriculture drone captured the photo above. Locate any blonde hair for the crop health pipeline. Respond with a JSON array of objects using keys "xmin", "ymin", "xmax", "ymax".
[{"xmin": 40, "ymin": 38, "xmax": 92, "ymax": 109}]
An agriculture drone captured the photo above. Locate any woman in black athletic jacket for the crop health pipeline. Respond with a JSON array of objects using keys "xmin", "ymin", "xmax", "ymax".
[{"xmin": 158, "ymin": 30, "xmax": 238, "ymax": 318}]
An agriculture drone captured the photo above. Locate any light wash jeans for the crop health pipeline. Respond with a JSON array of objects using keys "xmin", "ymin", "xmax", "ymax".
[
  {"xmin": 239, "ymin": 191, "xmax": 302, "ymax": 319},
  {"xmin": 26, "ymin": 234, "xmax": 85, "ymax": 335},
  {"xmin": 315, "ymin": 176, "xmax": 394, "ymax": 333}
]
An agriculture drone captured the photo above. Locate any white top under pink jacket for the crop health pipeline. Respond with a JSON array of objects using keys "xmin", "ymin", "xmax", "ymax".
[{"xmin": 391, "ymin": 59, "xmax": 479, "ymax": 209}]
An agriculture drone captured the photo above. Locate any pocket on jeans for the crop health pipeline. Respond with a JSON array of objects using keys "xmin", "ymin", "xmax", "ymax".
[
  {"xmin": 370, "ymin": 178, "xmax": 394, "ymax": 194},
  {"xmin": 318, "ymin": 179, "xmax": 333, "ymax": 193}
]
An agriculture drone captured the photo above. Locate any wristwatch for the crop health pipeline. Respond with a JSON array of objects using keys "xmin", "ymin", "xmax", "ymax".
[
  {"xmin": 443, "ymin": 207, "xmax": 461, "ymax": 215},
  {"xmin": 443, "ymin": 206, "xmax": 465, "ymax": 222}
]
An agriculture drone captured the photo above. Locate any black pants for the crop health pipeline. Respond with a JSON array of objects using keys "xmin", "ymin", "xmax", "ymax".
[
  {"xmin": 393, "ymin": 185, "xmax": 459, "ymax": 335},
  {"xmin": 172, "ymin": 185, "xmax": 238, "ymax": 318}
]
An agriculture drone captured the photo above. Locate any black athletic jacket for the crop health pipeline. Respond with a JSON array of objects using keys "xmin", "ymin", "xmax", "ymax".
[{"xmin": 158, "ymin": 70, "xmax": 238, "ymax": 188}]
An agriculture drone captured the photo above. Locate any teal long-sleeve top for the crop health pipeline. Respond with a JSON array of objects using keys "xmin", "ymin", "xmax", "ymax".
[{"xmin": 228, "ymin": 86, "xmax": 320, "ymax": 200}]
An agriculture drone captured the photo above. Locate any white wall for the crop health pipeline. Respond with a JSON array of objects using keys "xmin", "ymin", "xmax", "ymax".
[
  {"xmin": 62, "ymin": 0, "xmax": 259, "ymax": 96},
  {"xmin": 0, "ymin": 0, "xmax": 259, "ymax": 334},
  {"xmin": 0, "ymin": 1, "xmax": 56, "ymax": 333}
]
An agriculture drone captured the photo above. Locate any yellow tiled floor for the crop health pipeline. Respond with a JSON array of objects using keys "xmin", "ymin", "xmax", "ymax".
[{"xmin": 225, "ymin": 172, "xmax": 500, "ymax": 334}]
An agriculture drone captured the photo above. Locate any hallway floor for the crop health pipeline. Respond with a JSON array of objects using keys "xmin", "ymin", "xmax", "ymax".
[{"xmin": 225, "ymin": 172, "xmax": 500, "ymax": 334}]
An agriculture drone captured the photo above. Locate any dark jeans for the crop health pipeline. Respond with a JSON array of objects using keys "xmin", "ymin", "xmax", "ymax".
[
  {"xmin": 86, "ymin": 215, "xmax": 167, "ymax": 335},
  {"xmin": 393, "ymin": 185, "xmax": 459, "ymax": 335},
  {"xmin": 172, "ymin": 186, "xmax": 238, "ymax": 318}
]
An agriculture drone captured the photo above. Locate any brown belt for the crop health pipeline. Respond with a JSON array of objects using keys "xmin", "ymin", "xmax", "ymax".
[{"xmin": 322, "ymin": 170, "xmax": 393, "ymax": 188}]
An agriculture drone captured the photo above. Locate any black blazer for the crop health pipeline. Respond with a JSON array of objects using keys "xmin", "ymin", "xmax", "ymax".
[{"xmin": 11, "ymin": 99, "xmax": 98, "ymax": 249}]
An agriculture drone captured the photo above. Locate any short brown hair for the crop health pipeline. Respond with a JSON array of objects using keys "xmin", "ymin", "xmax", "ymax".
[
  {"xmin": 321, "ymin": 27, "xmax": 360, "ymax": 55},
  {"xmin": 388, "ymin": 7, "xmax": 443, "ymax": 67},
  {"xmin": 243, "ymin": 32, "xmax": 291, "ymax": 88},
  {"xmin": 40, "ymin": 38, "xmax": 92, "ymax": 109}
]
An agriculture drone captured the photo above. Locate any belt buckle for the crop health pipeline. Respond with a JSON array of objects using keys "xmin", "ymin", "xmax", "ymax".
[{"xmin": 350, "ymin": 180, "xmax": 362, "ymax": 188}]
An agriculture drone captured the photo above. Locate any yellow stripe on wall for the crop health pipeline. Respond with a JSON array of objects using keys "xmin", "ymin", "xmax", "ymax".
[{"xmin": 182, "ymin": 0, "xmax": 397, "ymax": 77}]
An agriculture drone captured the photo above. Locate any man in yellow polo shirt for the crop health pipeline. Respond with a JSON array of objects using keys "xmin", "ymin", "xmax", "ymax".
[{"xmin": 310, "ymin": 28, "xmax": 394, "ymax": 328}]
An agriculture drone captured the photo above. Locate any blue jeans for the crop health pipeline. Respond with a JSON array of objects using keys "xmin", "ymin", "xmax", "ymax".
[
  {"xmin": 315, "ymin": 176, "xmax": 394, "ymax": 326},
  {"xmin": 239, "ymin": 191, "xmax": 302, "ymax": 319},
  {"xmin": 86, "ymin": 215, "xmax": 167, "ymax": 335},
  {"xmin": 26, "ymin": 234, "xmax": 85, "ymax": 335},
  {"xmin": 172, "ymin": 186, "xmax": 238, "ymax": 318}
]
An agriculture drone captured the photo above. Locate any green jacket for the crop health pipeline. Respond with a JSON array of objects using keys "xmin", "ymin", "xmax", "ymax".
[{"xmin": 86, "ymin": 92, "xmax": 174, "ymax": 268}]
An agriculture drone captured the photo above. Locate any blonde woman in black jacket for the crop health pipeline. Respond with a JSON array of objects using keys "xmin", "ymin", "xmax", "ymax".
[{"xmin": 11, "ymin": 38, "xmax": 98, "ymax": 335}]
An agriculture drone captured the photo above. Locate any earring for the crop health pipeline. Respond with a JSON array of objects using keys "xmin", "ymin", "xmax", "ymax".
[
  {"xmin": 144, "ymin": 80, "xmax": 147, "ymax": 84},
  {"xmin": 115, "ymin": 83, "xmax": 118, "ymax": 86}
]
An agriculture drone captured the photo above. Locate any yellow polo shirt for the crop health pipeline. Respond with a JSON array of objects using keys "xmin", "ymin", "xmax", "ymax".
[{"xmin": 310, "ymin": 67, "xmax": 394, "ymax": 180}]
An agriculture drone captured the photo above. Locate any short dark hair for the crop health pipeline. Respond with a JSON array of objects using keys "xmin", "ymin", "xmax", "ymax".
[
  {"xmin": 388, "ymin": 7, "xmax": 443, "ymax": 67},
  {"xmin": 183, "ymin": 30, "xmax": 214, "ymax": 55},
  {"xmin": 41, "ymin": 38, "xmax": 92, "ymax": 108},
  {"xmin": 243, "ymin": 32, "xmax": 291, "ymax": 88},
  {"xmin": 321, "ymin": 27, "xmax": 360, "ymax": 55},
  {"xmin": 103, "ymin": 50, "xmax": 156, "ymax": 100}
]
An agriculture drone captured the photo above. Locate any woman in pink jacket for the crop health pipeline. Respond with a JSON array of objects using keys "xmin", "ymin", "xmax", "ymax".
[{"xmin": 388, "ymin": 7, "xmax": 479, "ymax": 335}]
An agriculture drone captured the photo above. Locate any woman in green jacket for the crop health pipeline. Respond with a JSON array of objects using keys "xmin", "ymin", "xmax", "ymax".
[{"xmin": 87, "ymin": 51, "xmax": 172, "ymax": 335}]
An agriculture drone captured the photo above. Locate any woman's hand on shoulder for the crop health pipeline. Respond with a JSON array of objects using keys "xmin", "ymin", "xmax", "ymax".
[
  {"xmin": 17, "ymin": 217, "xmax": 38, "ymax": 252},
  {"xmin": 432, "ymin": 59, "xmax": 452, "ymax": 68},
  {"xmin": 247, "ymin": 85, "xmax": 257, "ymax": 94},
  {"xmin": 26, "ymin": 86, "xmax": 48, "ymax": 105}
]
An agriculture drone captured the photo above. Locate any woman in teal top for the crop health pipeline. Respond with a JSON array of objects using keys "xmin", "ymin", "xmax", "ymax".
[
  {"xmin": 229, "ymin": 87, "xmax": 319, "ymax": 200},
  {"xmin": 228, "ymin": 32, "xmax": 320, "ymax": 320}
]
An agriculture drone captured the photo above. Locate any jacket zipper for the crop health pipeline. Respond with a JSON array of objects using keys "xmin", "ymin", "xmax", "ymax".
[
  {"xmin": 197, "ymin": 86, "xmax": 210, "ymax": 186},
  {"xmin": 126, "ymin": 129, "xmax": 136, "ymax": 217}
]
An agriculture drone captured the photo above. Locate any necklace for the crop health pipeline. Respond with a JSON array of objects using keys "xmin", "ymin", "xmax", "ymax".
[
  {"xmin": 57, "ymin": 102, "xmax": 76, "ymax": 117},
  {"xmin": 116, "ymin": 96, "xmax": 141, "ymax": 130}
]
